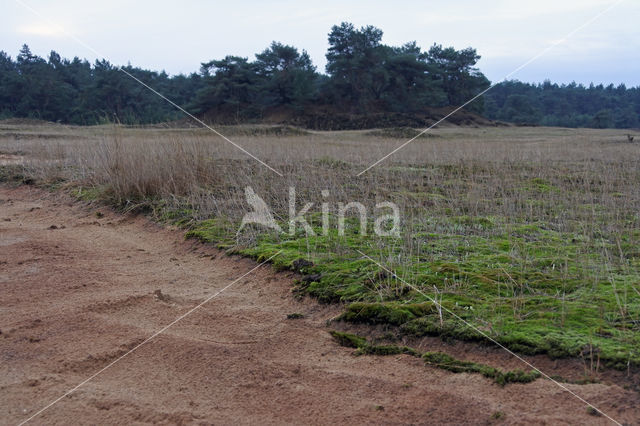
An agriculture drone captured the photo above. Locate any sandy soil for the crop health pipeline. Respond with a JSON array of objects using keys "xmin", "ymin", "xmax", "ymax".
[{"xmin": 1, "ymin": 185, "xmax": 639, "ymax": 425}]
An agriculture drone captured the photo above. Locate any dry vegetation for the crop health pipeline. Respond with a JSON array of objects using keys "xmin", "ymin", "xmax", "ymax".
[{"xmin": 2, "ymin": 121, "xmax": 640, "ymax": 373}]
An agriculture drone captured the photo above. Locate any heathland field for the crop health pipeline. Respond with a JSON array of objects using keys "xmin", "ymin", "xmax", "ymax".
[{"xmin": 2, "ymin": 121, "xmax": 640, "ymax": 373}]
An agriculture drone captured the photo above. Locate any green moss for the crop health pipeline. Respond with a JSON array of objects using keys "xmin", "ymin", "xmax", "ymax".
[
  {"xmin": 520, "ymin": 178, "xmax": 561, "ymax": 193},
  {"xmin": 184, "ymin": 218, "xmax": 237, "ymax": 249},
  {"xmin": 71, "ymin": 185, "xmax": 107, "ymax": 201},
  {"xmin": 400, "ymin": 317, "xmax": 486, "ymax": 343},
  {"xmin": 338, "ymin": 302, "xmax": 435, "ymax": 325},
  {"xmin": 329, "ymin": 331, "xmax": 368, "ymax": 348},
  {"xmin": 359, "ymin": 345, "xmax": 420, "ymax": 356},
  {"xmin": 329, "ymin": 330, "xmax": 420, "ymax": 357},
  {"xmin": 422, "ymin": 351, "xmax": 540, "ymax": 385},
  {"xmin": 64, "ymin": 176, "xmax": 640, "ymax": 372},
  {"xmin": 451, "ymin": 215, "xmax": 495, "ymax": 229}
]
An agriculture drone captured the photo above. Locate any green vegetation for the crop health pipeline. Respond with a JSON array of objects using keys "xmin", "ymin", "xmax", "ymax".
[
  {"xmin": 0, "ymin": 25, "xmax": 487, "ymax": 125},
  {"xmin": 422, "ymin": 351, "xmax": 541, "ymax": 385},
  {"xmin": 8, "ymin": 124, "xmax": 640, "ymax": 373},
  {"xmin": 329, "ymin": 331, "xmax": 369, "ymax": 349},
  {"xmin": 0, "ymin": 164, "xmax": 27, "ymax": 184},
  {"xmin": 329, "ymin": 330, "xmax": 540, "ymax": 385},
  {"xmin": 485, "ymin": 80, "xmax": 640, "ymax": 128},
  {"xmin": 72, "ymin": 186, "xmax": 107, "ymax": 202},
  {"xmin": 170, "ymin": 207, "xmax": 640, "ymax": 370},
  {"xmin": 329, "ymin": 331, "xmax": 420, "ymax": 357}
]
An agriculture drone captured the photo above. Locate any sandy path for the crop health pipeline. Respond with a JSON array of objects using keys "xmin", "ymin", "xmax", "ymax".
[{"xmin": 1, "ymin": 185, "xmax": 638, "ymax": 425}]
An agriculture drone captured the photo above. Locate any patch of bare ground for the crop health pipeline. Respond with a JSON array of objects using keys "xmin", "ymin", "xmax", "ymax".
[{"xmin": 1, "ymin": 185, "xmax": 639, "ymax": 425}]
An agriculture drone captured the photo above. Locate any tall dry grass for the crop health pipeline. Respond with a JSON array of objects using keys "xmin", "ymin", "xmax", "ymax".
[{"xmin": 3, "ymin": 123, "xmax": 639, "ymax": 231}]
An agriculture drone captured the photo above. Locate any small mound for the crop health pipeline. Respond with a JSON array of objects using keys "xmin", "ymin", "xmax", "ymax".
[
  {"xmin": 217, "ymin": 125, "xmax": 309, "ymax": 137},
  {"xmin": 136, "ymin": 121, "xmax": 310, "ymax": 136},
  {"xmin": 0, "ymin": 118, "xmax": 57, "ymax": 126},
  {"xmin": 366, "ymin": 127, "xmax": 440, "ymax": 139}
]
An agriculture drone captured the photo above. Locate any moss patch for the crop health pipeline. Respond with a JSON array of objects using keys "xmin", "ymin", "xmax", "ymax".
[
  {"xmin": 329, "ymin": 331, "xmax": 420, "ymax": 357},
  {"xmin": 422, "ymin": 351, "xmax": 541, "ymax": 385},
  {"xmin": 51, "ymin": 161, "xmax": 640, "ymax": 372},
  {"xmin": 330, "ymin": 331, "xmax": 540, "ymax": 385},
  {"xmin": 174, "ymin": 209, "xmax": 640, "ymax": 370}
]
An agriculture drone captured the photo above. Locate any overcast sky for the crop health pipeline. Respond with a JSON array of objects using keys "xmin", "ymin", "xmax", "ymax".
[{"xmin": 2, "ymin": 0, "xmax": 639, "ymax": 86}]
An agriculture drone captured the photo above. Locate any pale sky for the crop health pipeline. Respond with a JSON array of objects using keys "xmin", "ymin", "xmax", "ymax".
[{"xmin": 2, "ymin": 0, "xmax": 639, "ymax": 86}]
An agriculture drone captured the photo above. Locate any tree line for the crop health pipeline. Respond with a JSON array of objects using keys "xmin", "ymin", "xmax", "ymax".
[
  {"xmin": 0, "ymin": 45, "xmax": 202, "ymax": 124},
  {"xmin": 0, "ymin": 22, "xmax": 638, "ymax": 128},
  {"xmin": 484, "ymin": 80, "xmax": 640, "ymax": 128}
]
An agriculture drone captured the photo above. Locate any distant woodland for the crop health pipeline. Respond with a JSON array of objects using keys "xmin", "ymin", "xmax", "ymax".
[{"xmin": 1, "ymin": 22, "xmax": 638, "ymax": 128}]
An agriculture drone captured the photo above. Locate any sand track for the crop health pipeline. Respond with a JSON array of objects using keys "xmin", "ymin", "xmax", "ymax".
[{"xmin": 1, "ymin": 185, "xmax": 638, "ymax": 425}]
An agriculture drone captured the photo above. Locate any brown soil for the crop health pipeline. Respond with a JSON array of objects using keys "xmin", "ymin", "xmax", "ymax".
[{"xmin": 1, "ymin": 185, "xmax": 638, "ymax": 425}]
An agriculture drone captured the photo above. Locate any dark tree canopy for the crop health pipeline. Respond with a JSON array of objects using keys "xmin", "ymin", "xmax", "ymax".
[
  {"xmin": 484, "ymin": 80, "xmax": 640, "ymax": 128},
  {"xmin": 0, "ymin": 24, "xmax": 637, "ymax": 128},
  {"xmin": 322, "ymin": 23, "xmax": 485, "ymax": 114},
  {"xmin": 425, "ymin": 44, "xmax": 489, "ymax": 112},
  {"xmin": 0, "ymin": 46, "xmax": 203, "ymax": 124},
  {"xmin": 253, "ymin": 42, "xmax": 316, "ymax": 107}
]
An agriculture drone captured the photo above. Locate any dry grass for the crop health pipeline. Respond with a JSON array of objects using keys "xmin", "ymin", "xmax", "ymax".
[
  {"xmin": 2, "ymin": 122, "xmax": 640, "ymax": 368},
  {"xmin": 4, "ymin": 123, "xmax": 638, "ymax": 223}
]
